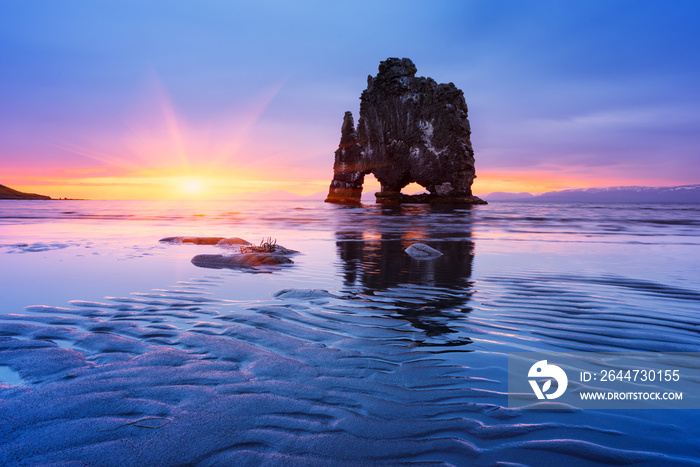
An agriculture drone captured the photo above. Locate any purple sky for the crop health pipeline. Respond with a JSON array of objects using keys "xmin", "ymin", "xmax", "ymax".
[{"xmin": 1, "ymin": 1, "xmax": 699, "ymax": 198}]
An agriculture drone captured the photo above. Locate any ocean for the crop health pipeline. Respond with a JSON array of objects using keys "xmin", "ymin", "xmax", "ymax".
[{"xmin": 1, "ymin": 199, "xmax": 699, "ymax": 465}]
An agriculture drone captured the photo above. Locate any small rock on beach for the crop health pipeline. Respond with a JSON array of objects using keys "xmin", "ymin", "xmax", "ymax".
[{"xmin": 405, "ymin": 243, "xmax": 443, "ymax": 260}]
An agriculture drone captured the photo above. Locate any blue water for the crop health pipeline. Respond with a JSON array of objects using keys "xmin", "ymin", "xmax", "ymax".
[{"xmin": 1, "ymin": 200, "xmax": 699, "ymax": 465}]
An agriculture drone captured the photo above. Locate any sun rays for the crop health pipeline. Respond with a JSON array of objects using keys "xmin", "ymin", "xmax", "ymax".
[{"xmin": 27, "ymin": 73, "xmax": 292, "ymax": 199}]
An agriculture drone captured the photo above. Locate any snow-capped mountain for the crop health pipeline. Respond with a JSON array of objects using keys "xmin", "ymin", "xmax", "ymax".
[{"xmin": 480, "ymin": 184, "xmax": 700, "ymax": 203}]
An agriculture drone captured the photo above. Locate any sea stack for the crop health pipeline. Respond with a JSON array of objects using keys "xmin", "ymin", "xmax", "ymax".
[
  {"xmin": 326, "ymin": 58, "xmax": 486, "ymax": 205},
  {"xmin": 325, "ymin": 112, "xmax": 365, "ymax": 203}
]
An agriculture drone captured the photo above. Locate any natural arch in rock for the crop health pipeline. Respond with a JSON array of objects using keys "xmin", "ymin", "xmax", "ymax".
[{"xmin": 325, "ymin": 58, "xmax": 486, "ymax": 205}]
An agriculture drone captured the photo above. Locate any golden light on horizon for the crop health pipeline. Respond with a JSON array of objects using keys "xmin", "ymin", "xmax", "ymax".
[
  {"xmin": 7, "ymin": 72, "xmax": 682, "ymax": 200},
  {"xmin": 181, "ymin": 178, "xmax": 203, "ymax": 194},
  {"xmin": 12, "ymin": 167, "xmax": 683, "ymax": 200},
  {"xmin": 171, "ymin": 175, "xmax": 213, "ymax": 199},
  {"xmin": 2, "ymin": 73, "xmax": 301, "ymax": 200},
  {"xmin": 470, "ymin": 170, "xmax": 684, "ymax": 195},
  {"xmin": 6, "ymin": 72, "xmax": 683, "ymax": 201}
]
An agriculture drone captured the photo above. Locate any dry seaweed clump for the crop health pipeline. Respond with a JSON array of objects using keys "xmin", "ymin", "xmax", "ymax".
[
  {"xmin": 242, "ymin": 237, "xmax": 278, "ymax": 253},
  {"xmin": 241, "ymin": 237, "xmax": 298, "ymax": 255}
]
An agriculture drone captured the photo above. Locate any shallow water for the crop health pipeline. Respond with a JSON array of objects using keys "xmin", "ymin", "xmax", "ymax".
[{"xmin": 1, "ymin": 200, "xmax": 699, "ymax": 465}]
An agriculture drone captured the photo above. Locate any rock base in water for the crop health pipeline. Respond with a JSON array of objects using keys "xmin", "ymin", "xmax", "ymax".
[
  {"xmin": 375, "ymin": 192, "xmax": 487, "ymax": 205},
  {"xmin": 159, "ymin": 236, "xmax": 228, "ymax": 245},
  {"xmin": 192, "ymin": 253, "xmax": 294, "ymax": 271},
  {"xmin": 160, "ymin": 236, "xmax": 298, "ymax": 272}
]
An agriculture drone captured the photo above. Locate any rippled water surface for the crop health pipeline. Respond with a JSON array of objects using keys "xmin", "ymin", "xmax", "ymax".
[{"xmin": 1, "ymin": 200, "xmax": 699, "ymax": 465}]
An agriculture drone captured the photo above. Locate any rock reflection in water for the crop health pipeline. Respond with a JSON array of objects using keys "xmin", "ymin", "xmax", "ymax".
[{"xmin": 334, "ymin": 204, "xmax": 475, "ymax": 346}]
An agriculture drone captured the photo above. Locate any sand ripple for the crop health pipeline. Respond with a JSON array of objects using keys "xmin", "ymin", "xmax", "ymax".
[{"xmin": 2, "ymin": 272, "xmax": 699, "ymax": 466}]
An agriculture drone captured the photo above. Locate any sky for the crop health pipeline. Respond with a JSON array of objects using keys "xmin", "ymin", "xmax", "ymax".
[{"xmin": 1, "ymin": 0, "xmax": 699, "ymax": 199}]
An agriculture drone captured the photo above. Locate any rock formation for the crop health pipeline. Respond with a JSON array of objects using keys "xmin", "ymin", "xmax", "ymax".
[
  {"xmin": 0, "ymin": 184, "xmax": 51, "ymax": 200},
  {"xmin": 325, "ymin": 112, "xmax": 365, "ymax": 203},
  {"xmin": 160, "ymin": 236, "xmax": 298, "ymax": 272},
  {"xmin": 325, "ymin": 58, "xmax": 485, "ymax": 205},
  {"xmin": 191, "ymin": 253, "xmax": 294, "ymax": 271}
]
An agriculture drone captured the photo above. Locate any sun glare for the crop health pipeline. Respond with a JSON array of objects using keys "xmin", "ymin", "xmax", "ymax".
[
  {"xmin": 13, "ymin": 74, "xmax": 295, "ymax": 200},
  {"xmin": 172, "ymin": 176, "xmax": 218, "ymax": 199},
  {"xmin": 182, "ymin": 178, "xmax": 202, "ymax": 193}
]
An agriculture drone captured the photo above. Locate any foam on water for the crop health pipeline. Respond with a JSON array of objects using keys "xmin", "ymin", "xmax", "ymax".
[{"xmin": 1, "ymin": 200, "xmax": 699, "ymax": 465}]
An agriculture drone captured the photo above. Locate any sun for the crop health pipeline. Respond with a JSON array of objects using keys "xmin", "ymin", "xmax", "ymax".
[
  {"xmin": 183, "ymin": 179, "xmax": 202, "ymax": 193},
  {"xmin": 175, "ymin": 177, "xmax": 208, "ymax": 197}
]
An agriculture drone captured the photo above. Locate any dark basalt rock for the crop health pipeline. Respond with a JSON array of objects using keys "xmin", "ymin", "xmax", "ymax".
[
  {"xmin": 325, "ymin": 58, "xmax": 485, "ymax": 205},
  {"xmin": 325, "ymin": 112, "xmax": 365, "ymax": 204},
  {"xmin": 374, "ymin": 191, "xmax": 488, "ymax": 205},
  {"xmin": 159, "ymin": 236, "xmax": 226, "ymax": 245},
  {"xmin": 217, "ymin": 237, "xmax": 252, "ymax": 246},
  {"xmin": 161, "ymin": 235, "xmax": 298, "ymax": 272},
  {"xmin": 191, "ymin": 253, "xmax": 293, "ymax": 271}
]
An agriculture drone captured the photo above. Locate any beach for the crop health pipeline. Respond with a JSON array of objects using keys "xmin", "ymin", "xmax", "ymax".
[{"xmin": 1, "ymin": 199, "xmax": 700, "ymax": 465}]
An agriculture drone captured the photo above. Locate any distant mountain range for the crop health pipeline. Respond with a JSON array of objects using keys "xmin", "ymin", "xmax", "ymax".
[
  {"xmin": 479, "ymin": 184, "xmax": 700, "ymax": 203},
  {"xmin": 0, "ymin": 184, "xmax": 51, "ymax": 200}
]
